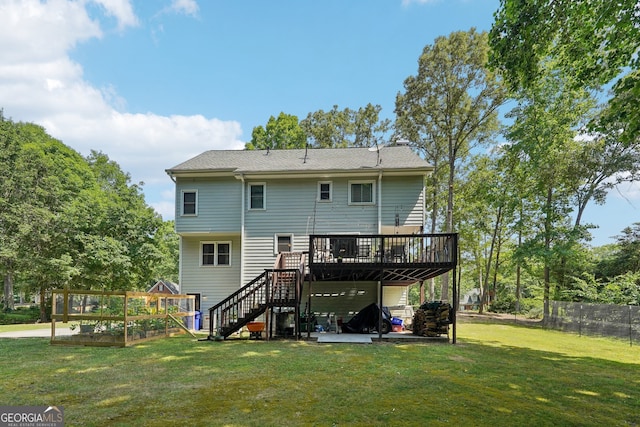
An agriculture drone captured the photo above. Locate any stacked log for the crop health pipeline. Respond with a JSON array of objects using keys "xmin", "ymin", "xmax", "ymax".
[{"xmin": 413, "ymin": 302, "xmax": 452, "ymax": 337}]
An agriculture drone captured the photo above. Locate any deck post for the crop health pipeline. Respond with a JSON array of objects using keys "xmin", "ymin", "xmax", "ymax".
[
  {"xmin": 452, "ymin": 234, "xmax": 459, "ymax": 344},
  {"xmin": 378, "ymin": 268, "xmax": 384, "ymax": 340},
  {"xmin": 265, "ymin": 269, "xmax": 270, "ymax": 341}
]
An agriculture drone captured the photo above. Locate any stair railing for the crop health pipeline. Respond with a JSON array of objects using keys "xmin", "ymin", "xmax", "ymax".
[
  {"xmin": 208, "ymin": 252, "xmax": 307, "ymax": 340},
  {"xmin": 208, "ymin": 271, "xmax": 269, "ymax": 339}
]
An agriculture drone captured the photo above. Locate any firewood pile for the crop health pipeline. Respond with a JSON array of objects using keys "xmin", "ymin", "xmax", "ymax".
[{"xmin": 413, "ymin": 301, "xmax": 452, "ymax": 337}]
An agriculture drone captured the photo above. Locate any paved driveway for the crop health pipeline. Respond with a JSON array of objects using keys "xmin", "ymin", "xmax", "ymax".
[{"xmin": 0, "ymin": 327, "xmax": 72, "ymax": 338}]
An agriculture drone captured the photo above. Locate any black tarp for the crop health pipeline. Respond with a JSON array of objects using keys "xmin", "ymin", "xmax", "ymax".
[{"xmin": 341, "ymin": 303, "xmax": 392, "ymax": 334}]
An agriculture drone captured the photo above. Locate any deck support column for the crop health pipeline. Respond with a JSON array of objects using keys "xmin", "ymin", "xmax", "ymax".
[{"xmin": 378, "ymin": 269, "xmax": 384, "ymax": 340}]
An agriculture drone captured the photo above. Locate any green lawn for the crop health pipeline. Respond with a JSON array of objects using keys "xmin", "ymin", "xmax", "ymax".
[{"xmin": 0, "ymin": 319, "xmax": 638, "ymax": 426}]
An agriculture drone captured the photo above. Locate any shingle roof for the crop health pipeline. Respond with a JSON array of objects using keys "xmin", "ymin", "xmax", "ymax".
[{"xmin": 166, "ymin": 146, "xmax": 431, "ymax": 176}]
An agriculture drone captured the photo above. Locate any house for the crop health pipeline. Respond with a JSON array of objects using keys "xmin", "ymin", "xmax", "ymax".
[
  {"xmin": 460, "ymin": 288, "xmax": 481, "ymax": 311},
  {"xmin": 147, "ymin": 280, "xmax": 180, "ymax": 295},
  {"xmin": 165, "ymin": 145, "xmax": 458, "ymax": 339}
]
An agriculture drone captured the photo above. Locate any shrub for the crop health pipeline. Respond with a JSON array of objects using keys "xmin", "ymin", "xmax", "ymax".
[{"xmin": 0, "ymin": 306, "xmax": 40, "ymax": 325}]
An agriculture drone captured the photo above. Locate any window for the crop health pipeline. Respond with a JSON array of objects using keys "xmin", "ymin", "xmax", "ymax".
[
  {"xmin": 249, "ymin": 183, "xmax": 265, "ymax": 210},
  {"xmin": 217, "ymin": 243, "xmax": 230, "ymax": 265},
  {"xmin": 317, "ymin": 181, "xmax": 332, "ymax": 202},
  {"xmin": 275, "ymin": 234, "xmax": 292, "ymax": 254},
  {"xmin": 202, "ymin": 243, "xmax": 215, "ymax": 265},
  {"xmin": 182, "ymin": 190, "xmax": 197, "ymax": 215},
  {"xmin": 349, "ymin": 181, "xmax": 374, "ymax": 204},
  {"xmin": 201, "ymin": 242, "xmax": 231, "ymax": 266}
]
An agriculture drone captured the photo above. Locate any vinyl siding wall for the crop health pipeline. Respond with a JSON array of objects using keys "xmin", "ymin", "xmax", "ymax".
[
  {"xmin": 180, "ymin": 234, "xmax": 242, "ymax": 313},
  {"xmin": 242, "ymin": 175, "xmax": 424, "ymax": 280},
  {"xmin": 380, "ymin": 175, "xmax": 425, "ymax": 229},
  {"xmin": 174, "ymin": 176, "xmax": 242, "ymax": 234},
  {"xmin": 176, "ymin": 173, "xmax": 425, "ymax": 309}
]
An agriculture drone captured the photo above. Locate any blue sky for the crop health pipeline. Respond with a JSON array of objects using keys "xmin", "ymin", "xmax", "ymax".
[{"xmin": 0, "ymin": 0, "xmax": 636, "ymax": 246}]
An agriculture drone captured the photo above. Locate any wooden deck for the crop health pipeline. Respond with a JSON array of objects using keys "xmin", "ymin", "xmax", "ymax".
[{"xmin": 308, "ymin": 233, "xmax": 457, "ymax": 285}]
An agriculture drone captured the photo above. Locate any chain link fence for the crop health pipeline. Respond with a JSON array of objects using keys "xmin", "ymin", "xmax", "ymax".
[{"xmin": 546, "ymin": 301, "xmax": 639, "ymax": 346}]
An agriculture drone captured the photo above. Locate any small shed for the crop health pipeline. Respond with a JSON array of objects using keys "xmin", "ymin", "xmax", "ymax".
[{"xmin": 148, "ymin": 280, "xmax": 179, "ymax": 295}]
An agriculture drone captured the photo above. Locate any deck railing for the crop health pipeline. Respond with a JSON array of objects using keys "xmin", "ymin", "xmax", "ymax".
[{"xmin": 308, "ymin": 233, "xmax": 456, "ymax": 266}]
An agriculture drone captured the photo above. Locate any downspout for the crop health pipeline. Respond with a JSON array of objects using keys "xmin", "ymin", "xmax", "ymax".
[
  {"xmin": 240, "ymin": 174, "xmax": 246, "ymax": 284},
  {"xmin": 377, "ymin": 171, "xmax": 383, "ymax": 234},
  {"xmin": 378, "ymin": 170, "xmax": 383, "ymax": 339},
  {"xmin": 422, "ymin": 173, "xmax": 427, "ymax": 231},
  {"xmin": 178, "ymin": 235, "xmax": 183, "ymax": 291}
]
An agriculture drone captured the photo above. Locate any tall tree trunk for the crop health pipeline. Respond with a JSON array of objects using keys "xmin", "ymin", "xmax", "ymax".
[
  {"xmin": 480, "ymin": 205, "xmax": 502, "ymax": 313},
  {"xmin": 491, "ymin": 207, "xmax": 503, "ymax": 309},
  {"xmin": 515, "ymin": 213, "xmax": 522, "ymax": 312},
  {"xmin": 4, "ymin": 272, "xmax": 15, "ymax": 311},
  {"xmin": 39, "ymin": 285, "xmax": 47, "ymax": 322},
  {"xmin": 441, "ymin": 159, "xmax": 455, "ymax": 301},
  {"xmin": 478, "ymin": 263, "xmax": 485, "ymax": 314},
  {"xmin": 543, "ymin": 187, "xmax": 553, "ymax": 323}
]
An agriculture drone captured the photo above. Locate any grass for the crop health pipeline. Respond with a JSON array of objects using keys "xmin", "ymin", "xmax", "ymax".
[{"xmin": 0, "ymin": 318, "xmax": 638, "ymax": 426}]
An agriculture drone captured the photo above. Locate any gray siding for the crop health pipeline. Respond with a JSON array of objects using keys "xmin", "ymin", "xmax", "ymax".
[
  {"xmin": 177, "ymin": 173, "xmax": 425, "ymax": 307},
  {"xmin": 381, "ymin": 176, "xmax": 425, "ymax": 228},
  {"xmin": 180, "ymin": 235, "xmax": 242, "ymax": 314},
  {"xmin": 174, "ymin": 176, "xmax": 242, "ymax": 234},
  {"xmin": 242, "ymin": 177, "xmax": 380, "ymax": 281}
]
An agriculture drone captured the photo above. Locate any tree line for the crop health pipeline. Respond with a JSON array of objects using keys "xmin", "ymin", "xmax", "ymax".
[{"xmin": 0, "ymin": 113, "xmax": 178, "ymax": 320}]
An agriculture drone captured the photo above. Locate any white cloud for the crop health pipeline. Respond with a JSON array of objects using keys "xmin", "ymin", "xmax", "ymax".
[
  {"xmin": 0, "ymin": 0, "xmax": 243, "ymax": 220},
  {"xmin": 609, "ymin": 175, "xmax": 640, "ymax": 202},
  {"xmin": 170, "ymin": 0, "xmax": 199, "ymax": 17},
  {"xmin": 0, "ymin": 0, "xmax": 102, "ymax": 62},
  {"xmin": 91, "ymin": 0, "xmax": 139, "ymax": 30}
]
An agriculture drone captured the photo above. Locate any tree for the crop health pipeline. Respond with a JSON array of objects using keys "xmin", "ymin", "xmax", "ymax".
[
  {"xmin": 601, "ymin": 224, "xmax": 640, "ymax": 277},
  {"xmin": 300, "ymin": 105, "xmax": 351, "ymax": 148},
  {"xmin": 0, "ymin": 115, "xmax": 164, "ymax": 319},
  {"xmin": 82, "ymin": 151, "xmax": 163, "ymax": 290},
  {"xmin": 395, "ymin": 28, "xmax": 506, "ymax": 300},
  {"xmin": 245, "ymin": 112, "xmax": 307, "ymax": 150},
  {"xmin": 0, "ymin": 116, "xmax": 96, "ymax": 317},
  {"xmin": 503, "ymin": 58, "xmax": 598, "ymax": 320},
  {"xmin": 490, "ymin": 0, "xmax": 640, "ymax": 143},
  {"xmin": 152, "ymin": 220, "xmax": 179, "ymax": 283},
  {"xmin": 457, "ymin": 153, "xmax": 517, "ymax": 313},
  {"xmin": 301, "ymin": 104, "xmax": 391, "ymax": 148}
]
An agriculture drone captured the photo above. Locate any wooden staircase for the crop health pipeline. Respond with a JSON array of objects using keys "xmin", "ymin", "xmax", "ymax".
[{"xmin": 208, "ymin": 252, "xmax": 305, "ymax": 340}]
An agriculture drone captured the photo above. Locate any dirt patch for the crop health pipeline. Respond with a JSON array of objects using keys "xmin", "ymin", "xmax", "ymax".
[{"xmin": 448, "ymin": 354, "xmax": 473, "ymax": 363}]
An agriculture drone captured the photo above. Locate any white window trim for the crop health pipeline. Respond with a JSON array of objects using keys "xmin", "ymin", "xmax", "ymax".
[
  {"xmin": 200, "ymin": 241, "xmax": 232, "ymax": 267},
  {"xmin": 248, "ymin": 182, "xmax": 266, "ymax": 210},
  {"xmin": 181, "ymin": 189, "xmax": 198, "ymax": 216},
  {"xmin": 348, "ymin": 180, "xmax": 376, "ymax": 205},
  {"xmin": 317, "ymin": 181, "xmax": 333, "ymax": 202},
  {"xmin": 274, "ymin": 233, "xmax": 294, "ymax": 255}
]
